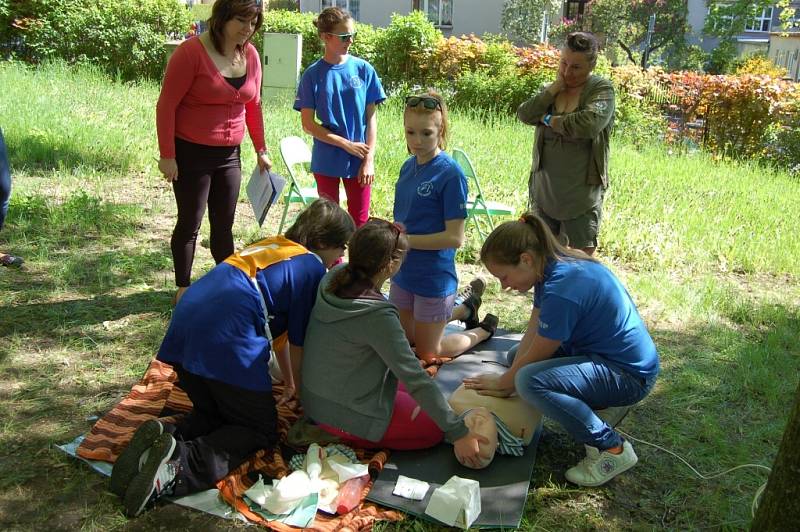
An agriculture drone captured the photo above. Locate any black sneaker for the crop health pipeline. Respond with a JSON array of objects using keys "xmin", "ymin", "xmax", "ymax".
[
  {"xmin": 478, "ymin": 313, "xmax": 499, "ymax": 339},
  {"xmin": 123, "ymin": 433, "xmax": 178, "ymax": 517},
  {"xmin": 110, "ymin": 419, "xmax": 163, "ymax": 497},
  {"xmin": 460, "ymin": 277, "xmax": 486, "ymax": 330}
]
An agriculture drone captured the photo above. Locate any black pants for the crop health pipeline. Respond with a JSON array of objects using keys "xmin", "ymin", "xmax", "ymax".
[
  {"xmin": 171, "ymin": 137, "xmax": 241, "ymax": 287},
  {"xmin": 167, "ymin": 365, "xmax": 278, "ymax": 496}
]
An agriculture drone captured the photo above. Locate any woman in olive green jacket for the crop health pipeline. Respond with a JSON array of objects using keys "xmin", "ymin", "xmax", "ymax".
[{"xmin": 517, "ymin": 31, "xmax": 615, "ymax": 256}]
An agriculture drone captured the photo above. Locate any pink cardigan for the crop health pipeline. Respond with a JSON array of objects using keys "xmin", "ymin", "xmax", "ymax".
[{"xmin": 156, "ymin": 37, "xmax": 267, "ymax": 159}]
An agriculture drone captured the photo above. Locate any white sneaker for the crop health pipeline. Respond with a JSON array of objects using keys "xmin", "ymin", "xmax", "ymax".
[
  {"xmin": 123, "ymin": 433, "xmax": 178, "ymax": 517},
  {"xmin": 565, "ymin": 440, "xmax": 638, "ymax": 487}
]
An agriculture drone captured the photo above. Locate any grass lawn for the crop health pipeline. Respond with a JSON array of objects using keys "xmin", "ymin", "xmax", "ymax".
[{"xmin": 1, "ymin": 60, "xmax": 798, "ymax": 531}]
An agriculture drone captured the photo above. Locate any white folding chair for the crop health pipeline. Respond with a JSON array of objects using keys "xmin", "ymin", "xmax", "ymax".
[{"xmin": 277, "ymin": 136, "xmax": 319, "ymax": 234}]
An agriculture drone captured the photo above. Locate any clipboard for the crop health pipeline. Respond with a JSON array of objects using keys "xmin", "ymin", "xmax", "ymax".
[{"xmin": 247, "ymin": 166, "xmax": 286, "ymax": 227}]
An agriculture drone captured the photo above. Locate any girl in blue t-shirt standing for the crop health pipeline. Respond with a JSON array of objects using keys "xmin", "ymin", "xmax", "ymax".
[
  {"xmin": 464, "ymin": 213, "xmax": 660, "ymax": 487},
  {"xmin": 293, "ymin": 7, "xmax": 386, "ymax": 227},
  {"xmin": 391, "ymin": 91, "xmax": 498, "ymax": 363}
]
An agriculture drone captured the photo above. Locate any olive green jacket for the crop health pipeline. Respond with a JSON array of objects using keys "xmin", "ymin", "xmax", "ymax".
[{"xmin": 517, "ymin": 75, "xmax": 615, "ymax": 203}]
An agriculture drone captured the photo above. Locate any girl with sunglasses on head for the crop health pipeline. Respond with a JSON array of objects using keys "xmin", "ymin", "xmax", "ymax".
[
  {"xmin": 301, "ymin": 219, "xmax": 494, "ymax": 468},
  {"xmin": 294, "ymin": 6, "xmax": 386, "ymax": 228},
  {"xmin": 157, "ymin": 0, "xmax": 271, "ymax": 305},
  {"xmin": 391, "ymin": 91, "xmax": 498, "ymax": 363}
]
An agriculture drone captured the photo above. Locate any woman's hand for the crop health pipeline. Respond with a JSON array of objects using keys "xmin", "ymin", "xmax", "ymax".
[
  {"xmin": 453, "ymin": 430, "xmax": 490, "ymax": 469},
  {"xmin": 547, "ymin": 72, "xmax": 565, "ymax": 96},
  {"xmin": 159, "ymin": 158, "xmax": 179, "ymax": 182},
  {"xmin": 277, "ymin": 384, "xmax": 296, "ymax": 406},
  {"xmin": 463, "ymin": 373, "xmax": 514, "ymax": 398},
  {"xmin": 344, "ymin": 140, "xmax": 370, "ymax": 159},
  {"xmin": 257, "ymin": 151, "xmax": 273, "ymax": 172},
  {"xmin": 357, "ymin": 157, "xmax": 375, "ymax": 186}
]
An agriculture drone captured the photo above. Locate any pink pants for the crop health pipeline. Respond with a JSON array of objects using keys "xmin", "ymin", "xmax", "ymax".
[
  {"xmin": 319, "ymin": 385, "xmax": 444, "ymax": 450},
  {"xmin": 313, "ymin": 173, "xmax": 370, "ymax": 227}
]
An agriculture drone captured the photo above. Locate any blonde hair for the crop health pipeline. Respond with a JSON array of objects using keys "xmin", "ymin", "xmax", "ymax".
[
  {"xmin": 404, "ymin": 90, "xmax": 449, "ymax": 151},
  {"xmin": 480, "ymin": 213, "xmax": 596, "ymax": 272}
]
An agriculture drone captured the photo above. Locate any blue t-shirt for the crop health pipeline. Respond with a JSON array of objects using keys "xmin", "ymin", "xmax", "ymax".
[
  {"xmin": 157, "ymin": 254, "xmax": 325, "ymax": 392},
  {"xmin": 533, "ymin": 259, "xmax": 659, "ymax": 378},
  {"xmin": 294, "ymin": 56, "xmax": 386, "ymax": 178},
  {"xmin": 392, "ymin": 151, "xmax": 469, "ymax": 298}
]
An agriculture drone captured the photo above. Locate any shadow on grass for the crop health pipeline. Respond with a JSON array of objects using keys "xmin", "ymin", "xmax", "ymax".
[
  {"xmin": 527, "ymin": 302, "xmax": 799, "ymax": 530},
  {"xmin": 11, "ymin": 131, "xmax": 134, "ymax": 174},
  {"xmin": 0, "ymin": 290, "xmax": 171, "ymax": 339}
]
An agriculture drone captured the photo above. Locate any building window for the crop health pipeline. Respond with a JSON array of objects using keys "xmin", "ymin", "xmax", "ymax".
[
  {"xmin": 744, "ymin": 7, "xmax": 772, "ymax": 32},
  {"xmin": 412, "ymin": 0, "xmax": 453, "ymax": 27},
  {"xmin": 321, "ymin": 0, "xmax": 360, "ymax": 21},
  {"xmin": 564, "ymin": 0, "xmax": 587, "ymax": 21}
]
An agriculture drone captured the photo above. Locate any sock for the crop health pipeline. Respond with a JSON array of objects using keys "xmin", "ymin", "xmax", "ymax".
[{"xmin": 605, "ymin": 444, "xmax": 624, "ymax": 455}]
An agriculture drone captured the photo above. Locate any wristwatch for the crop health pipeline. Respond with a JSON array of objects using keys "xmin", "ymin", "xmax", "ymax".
[{"xmin": 543, "ymin": 113, "xmax": 552, "ymax": 127}]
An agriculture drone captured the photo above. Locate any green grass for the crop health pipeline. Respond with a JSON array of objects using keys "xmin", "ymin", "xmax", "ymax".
[{"xmin": 1, "ymin": 60, "xmax": 798, "ymax": 530}]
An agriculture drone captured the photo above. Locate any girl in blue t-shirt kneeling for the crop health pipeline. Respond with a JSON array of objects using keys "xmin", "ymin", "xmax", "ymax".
[
  {"xmin": 391, "ymin": 91, "xmax": 497, "ymax": 363},
  {"xmin": 464, "ymin": 213, "xmax": 660, "ymax": 487}
]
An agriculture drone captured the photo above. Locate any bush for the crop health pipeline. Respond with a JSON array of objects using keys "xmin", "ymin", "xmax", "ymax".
[
  {"xmin": 372, "ymin": 11, "xmax": 441, "ymax": 90},
  {"xmin": 611, "ymin": 65, "xmax": 668, "ymax": 146},
  {"xmin": 4, "ymin": 0, "xmax": 189, "ymax": 79},
  {"xmin": 733, "ymin": 53, "xmax": 788, "ymax": 78},
  {"xmin": 450, "ymin": 69, "xmax": 553, "ymax": 114},
  {"xmin": 763, "ymin": 122, "xmax": 800, "ymax": 177},
  {"xmin": 3, "ymin": 0, "xmax": 190, "ymax": 80},
  {"xmin": 424, "ymin": 34, "xmax": 488, "ymax": 82}
]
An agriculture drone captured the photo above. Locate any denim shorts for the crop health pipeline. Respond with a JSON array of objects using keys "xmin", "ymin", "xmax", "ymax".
[{"xmin": 389, "ymin": 283, "xmax": 456, "ymax": 323}]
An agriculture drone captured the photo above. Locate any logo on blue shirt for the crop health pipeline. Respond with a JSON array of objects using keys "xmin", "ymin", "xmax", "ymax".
[
  {"xmin": 350, "ymin": 75, "xmax": 364, "ymax": 89},
  {"xmin": 417, "ymin": 181, "xmax": 434, "ymax": 197}
]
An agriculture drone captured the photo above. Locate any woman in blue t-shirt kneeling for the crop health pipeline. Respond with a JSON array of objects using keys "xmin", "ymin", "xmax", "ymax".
[
  {"xmin": 464, "ymin": 213, "xmax": 659, "ymax": 487},
  {"xmin": 111, "ymin": 199, "xmax": 354, "ymax": 517}
]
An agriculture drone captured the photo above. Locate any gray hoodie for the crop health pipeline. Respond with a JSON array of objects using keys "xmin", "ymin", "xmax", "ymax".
[{"xmin": 301, "ymin": 266, "xmax": 469, "ymax": 443}]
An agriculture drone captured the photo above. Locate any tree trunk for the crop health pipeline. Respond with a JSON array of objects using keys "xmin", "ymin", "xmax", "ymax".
[{"xmin": 751, "ymin": 381, "xmax": 800, "ymax": 530}]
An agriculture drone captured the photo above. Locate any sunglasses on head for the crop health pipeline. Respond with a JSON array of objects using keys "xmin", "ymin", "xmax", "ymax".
[
  {"xmin": 367, "ymin": 217, "xmax": 405, "ymax": 249},
  {"xmin": 405, "ymin": 96, "xmax": 442, "ymax": 111},
  {"xmin": 327, "ymin": 31, "xmax": 356, "ymax": 42}
]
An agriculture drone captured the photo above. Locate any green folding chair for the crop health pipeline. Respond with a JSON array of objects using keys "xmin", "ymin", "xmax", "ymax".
[
  {"xmin": 277, "ymin": 136, "xmax": 319, "ymax": 234},
  {"xmin": 452, "ymin": 148, "xmax": 514, "ymax": 242}
]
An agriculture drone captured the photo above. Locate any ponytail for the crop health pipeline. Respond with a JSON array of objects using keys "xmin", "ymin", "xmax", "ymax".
[
  {"xmin": 327, "ymin": 218, "xmax": 408, "ymax": 297},
  {"xmin": 481, "ymin": 212, "xmax": 596, "ymax": 267}
]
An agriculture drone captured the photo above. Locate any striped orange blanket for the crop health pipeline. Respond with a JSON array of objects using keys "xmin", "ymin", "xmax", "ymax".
[{"xmin": 77, "ymin": 360, "xmax": 404, "ymax": 531}]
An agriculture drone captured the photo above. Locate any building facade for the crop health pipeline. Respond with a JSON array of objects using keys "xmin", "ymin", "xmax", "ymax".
[{"xmin": 298, "ymin": 0, "xmax": 504, "ymax": 38}]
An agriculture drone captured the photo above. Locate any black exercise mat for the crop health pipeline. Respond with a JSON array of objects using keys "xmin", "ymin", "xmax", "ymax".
[{"xmin": 366, "ymin": 330, "xmax": 542, "ymax": 529}]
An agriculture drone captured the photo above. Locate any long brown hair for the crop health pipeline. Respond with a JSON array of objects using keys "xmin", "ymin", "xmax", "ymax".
[
  {"xmin": 480, "ymin": 213, "xmax": 596, "ymax": 272},
  {"xmin": 208, "ymin": 0, "xmax": 263, "ymax": 57},
  {"xmin": 284, "ymin": 198, "xmax": 355, "ymax": 252},
  {"xmin": 327, "ymin": 218, "xmax": 408, "ymax": 297}
]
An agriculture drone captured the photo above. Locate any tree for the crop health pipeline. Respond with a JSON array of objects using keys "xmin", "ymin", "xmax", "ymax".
[
  {"xmin": 501, "ymin": 0, "xmax": 561, "ymax": 45},
  {"xmin": 584, "ymin": 0, "xmax": 689, "ymax": 69},
  {"xmin": 751, "ymin": 381, "xmax": 800, "ymax": 530}
]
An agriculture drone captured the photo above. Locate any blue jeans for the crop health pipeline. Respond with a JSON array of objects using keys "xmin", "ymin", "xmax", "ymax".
[
  {"xmin": 507, "ymin": 344, "xmax": 656, "ymax": 450},
  {"xmin": 0, "ymin": 127, "xmax": 10, "ymax": 231}
]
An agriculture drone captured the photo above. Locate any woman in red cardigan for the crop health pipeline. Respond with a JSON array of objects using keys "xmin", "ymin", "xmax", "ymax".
[{"xmin": 156, "ymin": 0, "xmax": 271, "ymax": 304}]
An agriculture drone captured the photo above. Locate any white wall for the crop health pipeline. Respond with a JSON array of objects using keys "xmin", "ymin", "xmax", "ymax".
[{"xmin": 299, "ymin": 0, "xmax": 505, "ymax": 38}]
